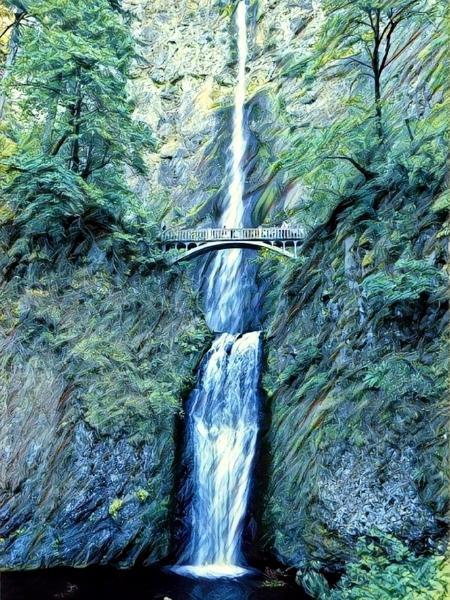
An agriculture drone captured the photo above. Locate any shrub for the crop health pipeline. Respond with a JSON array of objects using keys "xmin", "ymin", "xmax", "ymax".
[{"xmin": 327, "ymin": 535, "xmax": 450, "ymax": 600}]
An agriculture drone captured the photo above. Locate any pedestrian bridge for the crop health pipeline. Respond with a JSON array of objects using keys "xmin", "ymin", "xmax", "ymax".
[{"xmin": 159, "ymin": 227, "xmax": 303, "ymax": 263}]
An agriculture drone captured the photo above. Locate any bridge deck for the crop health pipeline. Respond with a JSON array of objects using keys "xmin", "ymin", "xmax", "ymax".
[
  {"xmin": 160, "ymin": 227, "xmax": 303, "ymax": 244},
  {"xmin": 159, "ymin": 227, "xmax": 304, "ymax": 262}
]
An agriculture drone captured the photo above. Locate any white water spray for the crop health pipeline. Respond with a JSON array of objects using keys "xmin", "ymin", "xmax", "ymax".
[
  {"xmin": 174, "ymin": 2, "xmax": 261, "ymax": 579},
  {"xmin": 174, "ymin": 332, "xmax": 261, "ymax": 578}
]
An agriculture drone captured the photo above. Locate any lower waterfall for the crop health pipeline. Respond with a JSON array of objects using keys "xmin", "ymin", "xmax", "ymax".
[{"xmin": 174, "ymin": 332, "xmax": 261, "ymax": 578}]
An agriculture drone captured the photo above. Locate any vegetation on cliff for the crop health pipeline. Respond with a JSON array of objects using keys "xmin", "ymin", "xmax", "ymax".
[
  {"xmin": 0, "ymin": 0, "xmax": 447, "ymax": 596},
  {"xmin": 0, "ymin": 0, "xmax": 209, "ymax": 567},
  {"xmin": 256, "ymin": 0, "xmax": 448, "ymax": 597}
]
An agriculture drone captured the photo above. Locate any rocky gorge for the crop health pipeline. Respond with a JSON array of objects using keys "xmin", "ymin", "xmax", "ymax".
[{"xmin": 0, "ymin": 0, "xmax": 448, "ymax": 598}]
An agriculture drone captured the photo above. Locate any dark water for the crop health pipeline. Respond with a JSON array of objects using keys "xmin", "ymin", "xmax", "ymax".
[{"xmin": 1, "ymin": 567, "xmax": 309, "ymax": 600}]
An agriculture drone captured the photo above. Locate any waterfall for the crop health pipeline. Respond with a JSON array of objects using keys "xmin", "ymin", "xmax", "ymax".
[
  {"xmin": 205, "ymin": 0, "xmax": 248, "ymax": 334},
  {"xmin": 223, "ymin": 0, "xmax": 248, "ymax": 229},
  {"xmin": 175, "ymin": 332, "xmax": 261, "ymax": 578},
  {"xmin": 173, "ymin": 1, "xmax": 261, "ymax": 579}
]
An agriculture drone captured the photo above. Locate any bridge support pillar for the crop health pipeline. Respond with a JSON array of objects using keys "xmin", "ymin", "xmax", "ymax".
[{"xmin": 294, "ymin": 241, "xmax": 298, "ymax": 258}]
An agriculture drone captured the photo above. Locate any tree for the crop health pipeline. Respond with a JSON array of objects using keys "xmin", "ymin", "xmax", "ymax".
[
  {"xmin": 316, "ymin": 0, "xmax": 435, "ymax": 142},
  {"xmin": 1, "ymin": 0, "xmax": 154, "ymax": 273},
  {"xmin": 0, "ymin": 2, "xmax": 29, "ymax": 119},
  {"xmin": 272, "ymin": 0, "xmax": 447, "ymax": 228},
  {"xmin": 6, "ymin": 0, "xmax": 153, "ymax": 174}
]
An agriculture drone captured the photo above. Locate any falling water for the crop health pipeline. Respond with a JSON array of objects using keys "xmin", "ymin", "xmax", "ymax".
[
  {"xmin": 205, "ymin": 0, "xmax": 248, "ymax": 334},
  {"xmin": 222, "ymin": 0, "xmax": 248, "ymax": 228},
  {"xmin": 175, "ymin": 332, "xmax": 261, "ymax": 578},
  {"xmin": 174, "ymin": 1, "xmax": 261, "ymax": 579}
]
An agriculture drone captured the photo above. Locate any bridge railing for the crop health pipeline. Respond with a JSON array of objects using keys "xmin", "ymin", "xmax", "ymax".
[{"xmin": 160, "ymin": 227, "xmax": 303, "ymax": 243}]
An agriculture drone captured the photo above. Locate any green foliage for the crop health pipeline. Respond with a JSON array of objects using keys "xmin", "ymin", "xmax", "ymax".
[
  {"xmin": 6, "ymin": 0, "xmax": 152, "ymax": 170},
  {"xmin": 316, "ymin": 1, "xmax": 434, "ymax": 70},
  {"xmin": 0, "ymin": 0, "xmax": 155, "ymax": 273},
  {"xmin": 362, "ymin": 259, "xmax": 446, "ymax": 306},
  {"xmin": 327, "ymin": 535, "xmax": 450, "ymax": 600},
  {"xmin": 0, "ymin": 3, "xmax": 13, "ymax": 64},
  {"xmin": 135, "ymin": 489, "xmax": 150, "ymax": 503},
  {"xmin": 0, "ymin": 238, "xmax": 210, "ymax": 564},
  {"xmin": 0, "ymin": 259, "xmax": 211, "ymax": 444},
  {"xmin": 258, "ymin": 0, "xmax": 448, "ymax": 226},
  {"xmin": 0, "ymin": 0, "xmax": 215, "ymax": 567},
  {"xmin": 108, "ymin": 498, "xmax": 124, "ymax": 518},
  {"xmin": 260, "ymin": 123, "xmax": 448, "ymax": 574},
  {"xmin": 361, "ymin": 356, "xmax": 441, "ymax": 405}
]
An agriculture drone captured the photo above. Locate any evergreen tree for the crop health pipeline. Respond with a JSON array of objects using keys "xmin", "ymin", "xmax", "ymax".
[{"xmin": 1, "ymin": 0, "xmax": 154, "ymax": 274}]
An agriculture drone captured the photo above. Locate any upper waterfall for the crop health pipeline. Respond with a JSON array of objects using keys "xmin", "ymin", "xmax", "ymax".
[
  {"xmin": 222, "ymin": 0, "xmax": 248, "ymax": 229},
  {"xmin": 204, "ymin": 0, "xmax": 250, "ymax": 334}
]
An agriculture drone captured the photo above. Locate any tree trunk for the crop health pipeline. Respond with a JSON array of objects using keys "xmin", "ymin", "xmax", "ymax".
[
  {"xmin": 370, "ymin": 9, "xmax": 383, "ymax": 142},
  {"xmin": 42, "ymin": 72, "xmax": 63, "ymax": 153},
  {"xmin": 70, "ymin": 74, "xmax": 82, "ymax": 172},
  {"xmin": 0, "ymin": 11, "xmax": 22, "ymax": 120},
  {"xmin": 374, "ymin": 72, "xmax": 383, "ymax": 141},
  {"xmin": 42, "ymin": 100, "xmax": 58, "ymax": 153}
]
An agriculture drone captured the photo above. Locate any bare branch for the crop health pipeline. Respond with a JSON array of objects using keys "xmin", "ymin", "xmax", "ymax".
[
  {"xmin": 385, "ymin": 28, "xmax": 422, "ymax": 68},
  {"xmin": 392, "ymin": 0, "xmax": 421, "ymax": 22},
  {"xmin": 0, "ymin": 21, "xmax": 16, "ymax": 40},
  {"xmin": 50, "ymin": 131, "xmax": 70, "ymax": 156},
  {"xmin": 380, "ymin": 17, "xmax": 396, "ymax": 43},
  {"xmin": 379, "ymin": 21, "xmax": 397, "ymax": 73},
  {"xmin": 323, "ymin": 155, "xmax": 377, "ymax": 180},
  {"xmin": 340, "ymin": 56, "xmax": 372, "ymax": 69},
  {"xmin": 0, "ymin": 12, "xmax": 26, "ymax": 40}
]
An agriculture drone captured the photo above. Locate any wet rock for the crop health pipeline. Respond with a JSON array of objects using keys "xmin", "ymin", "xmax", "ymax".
[{"xmin": 319, "ymin": 447, "xmax": 436, "ymax": 540}]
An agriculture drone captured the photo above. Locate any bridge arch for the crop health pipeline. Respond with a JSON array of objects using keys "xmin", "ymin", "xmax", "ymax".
[
  {"xmin": 169, "ymin": 240, "xmax": 295, "ymax": 263},
  {"xmin": 160, "ymin": 226, "xmax": 303, "ymax": 263}
]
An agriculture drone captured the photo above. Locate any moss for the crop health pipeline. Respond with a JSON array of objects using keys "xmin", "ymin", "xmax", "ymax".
[
  {"xmin": 1, "ymin": 258, "xmax": 211, "ymax": 445},
  {"xmin": 135, "ymin": 489, "xmax": 150, "ymax": 503},
  {"xmin": 259, "ymin": 170, "xmax": 448, "ymax": 578},
  {"xmin": 326, "ymin": 535, "xmax": 450, "ymax": 600},
  {"xmin": 108, "ymin": 498, "xmax": 124, "ymax": 518},
  {"xmin": 0, "ymin": 243, "xmax": 211, "ymax": 566}
]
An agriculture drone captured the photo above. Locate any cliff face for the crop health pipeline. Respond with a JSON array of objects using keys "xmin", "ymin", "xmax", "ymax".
[
  {"xmin": 1, "ymin": 0, "xmax": 447, "ymax": 589},
  {"xmin": 0, "ymin": 262, "xmax": 210, "ymax": 568},
  {"xmin": 125, "ymin": 0, "xmax": 235, "ymax": 222},
  {"xmin": 126, "ymin": 0, "xmax": 337, "ymax": 227},
  {"xmin": 125, "ymin": 0, "xmax": 448, "ymax": 586},
  {"xmin": 259, "ymin": 176, "xmax": 447, "ymax": 575}
]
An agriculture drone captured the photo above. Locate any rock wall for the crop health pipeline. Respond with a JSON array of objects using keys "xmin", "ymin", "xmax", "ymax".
[
  {"xmin": 258, "ymin": 177, "xmax": 448, "ymax": 575},
  {"xmin": 126, "ymin": 0, "xmax": 339, "ymax": 227},
  {"xmin": 0, "ymin": 263, "xmax": 210, "ymax": 568},
  {"xmin": 1, "ymin": 0, "xmax": 446, "ymax": 581},
  {"xmin": 117, "ymin": 0, "xmax": 448, "ymax": 577},
  {"xmin": 125, "ymin": 0, "xmax": 235, "ymax": 222}
]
